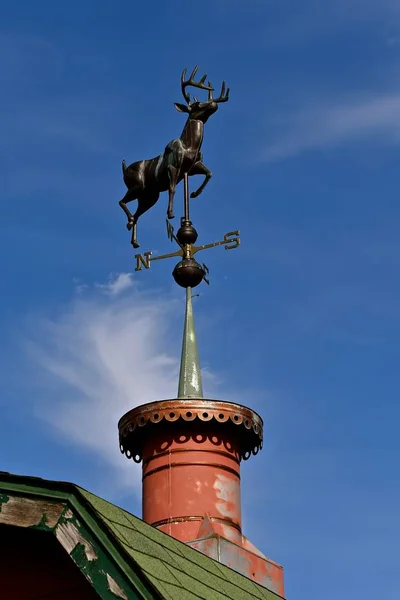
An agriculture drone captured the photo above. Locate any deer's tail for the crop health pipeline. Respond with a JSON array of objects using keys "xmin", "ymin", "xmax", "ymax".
[{"xmin": 122, "ymin": 159, "xmax": 127, "ymax": 174}]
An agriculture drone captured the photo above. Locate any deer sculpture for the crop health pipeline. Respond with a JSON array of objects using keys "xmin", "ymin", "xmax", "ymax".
[{"xmin": 119, "ymin": 66, "xmax": 230, "ymax": 248}]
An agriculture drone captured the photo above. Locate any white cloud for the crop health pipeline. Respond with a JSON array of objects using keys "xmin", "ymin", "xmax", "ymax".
[
  {"xmin": 23, "ymin": 274, "xmax": 230, "ymax": 495},
  {"xmin": 95, "ymin": 272, "xmax": 134, "ymax": 296},
  {"xmin": 24, "ymin": 274, "xmax": 183, "ymax": 494},
  {"xmin": 262, "ymin": 91, "xmax": 400, "ymax": 161}
]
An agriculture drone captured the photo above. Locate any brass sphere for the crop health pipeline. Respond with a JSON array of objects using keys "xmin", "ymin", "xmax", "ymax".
[
  {"xmin": 172, "ymin": 258, "xmax": 205, "ymax": 288},
  {"xmin": 176, "ymin": 221, "xmax": 198, "ymax": 245}
]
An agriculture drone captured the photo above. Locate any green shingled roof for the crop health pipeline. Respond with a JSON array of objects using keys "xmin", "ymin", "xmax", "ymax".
[
  {"xmin": 78, "ymin": 487, "xmax": 282, "ymax": 600},
  {"xmin": 0, "ymin": 473, "xmax": 283, "ymax": 600}
]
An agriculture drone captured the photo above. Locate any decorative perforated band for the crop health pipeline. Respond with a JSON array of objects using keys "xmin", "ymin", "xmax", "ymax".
[{"xmin": 118, "ymin": 399, "xmax": 263, "ymax": 463}]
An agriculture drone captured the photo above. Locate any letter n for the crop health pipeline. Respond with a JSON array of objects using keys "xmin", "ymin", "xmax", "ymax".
[{"xmin": 135, "ymin": 251, "xmax": 152, "ymax": 271}]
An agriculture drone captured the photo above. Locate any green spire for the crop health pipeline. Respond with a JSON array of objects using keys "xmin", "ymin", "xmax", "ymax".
[{"xmin": 178, "ymin": 287, "xmax": 203, "ymax": 398}]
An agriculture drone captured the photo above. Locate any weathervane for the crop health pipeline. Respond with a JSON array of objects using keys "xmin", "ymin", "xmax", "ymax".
[
  {"xmin": 119, "ymin": 65, "xmax": 240, "ymax": 288},
  {"xmin": 116, "ymin": 69, "xmax": 282, "ymax": 593}
]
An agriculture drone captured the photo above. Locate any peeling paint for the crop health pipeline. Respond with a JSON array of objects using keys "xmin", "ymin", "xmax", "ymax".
[
  {"xmin": 187, "ymin": 534, "xmax": 285, "ymax": 596},
  {"xmin": 56, "ymin": 521, "xmax": 97, "ymax": 561},
  {"xmin": 218, "ymin": 522, "xmax": 240, "ymax": 542},
  {"xmin": 0, "ymin": 492, "xmax": 9, "ymax": 505},
  {"xmin": 0, "ymin": 488, "xmax": 147, "ymax": 600},
  {"xmin": 214, "ymin": 473, "xmax": 241, "ymax": 520},
  {"xmin": 107, "ymin": 573, "xmax": 129, "ymax": 599},
  {"xmin": 0, "ymin": 496, "xmax": 64, "ymax": 529}
]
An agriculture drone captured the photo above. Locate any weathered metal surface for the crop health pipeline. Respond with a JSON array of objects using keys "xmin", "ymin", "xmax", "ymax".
[
  {"xmin": 141, "ymin": 427, "xmax": 242, "ymax": 542},
  {"xmin": 186, "ymin": 514, "xmax": 284, "ymax": 596},
  {"xmin": 119, "ymin": 398, "xmax": 263, "ymax": 463},
  {"xmin": 214, "ymin": 473, "xmax": 241, "ymax": 521},
  {"xmin": 178, "ymin": 287, "xmax": 203, "ymax": 398},
  {"xmin": 118, "ymin": 398, "xmax": 286, "ymax": 595},
  {"xmin": 188, "ymin": 535, "xmax": 285, "ymax": 597},
  {"xmin": 120, "ymin": 398, "xmax": 265, "ymax": 566}
]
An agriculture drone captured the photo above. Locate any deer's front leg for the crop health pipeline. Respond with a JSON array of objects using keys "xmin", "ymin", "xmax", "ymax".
[
  {"xmin": 189, "ymin": 161, "xmax": 212, "ymax": 198},
  {"xmin": 167, "ymin": 164, "xmax": 179, "ymax": 219}
]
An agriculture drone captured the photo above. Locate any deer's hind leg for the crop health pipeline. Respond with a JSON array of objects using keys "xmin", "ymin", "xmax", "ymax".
[
  {"xmin": 167, "ymin": 165, "xmax": 179, "ymax": 219},
  {"xmin": 130, "ymin": 191, "xmax": 160, "ymax": 249},
  {"xmin": 165, "ymin": 140, "xmax": 184, "ymax": 220},
  {"xmin": 119, "ymin": 185, "xmax": 141, "ymax": 230}
]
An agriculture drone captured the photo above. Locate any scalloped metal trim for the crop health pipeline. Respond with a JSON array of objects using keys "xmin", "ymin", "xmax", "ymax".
[{"xmin": 118, "ymin": 400, "xmax": 263, "ymax": 463}]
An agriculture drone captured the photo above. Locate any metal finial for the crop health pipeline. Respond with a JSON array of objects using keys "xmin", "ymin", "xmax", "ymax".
[{"xmin": 178, "ymin": 287, "xmax": 203, "ymax": 399}]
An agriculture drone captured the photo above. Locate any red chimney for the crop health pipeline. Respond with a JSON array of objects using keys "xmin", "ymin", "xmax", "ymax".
[{"xmin": 119, "ymin": 289, "xmax": 284, "ymax": 597}]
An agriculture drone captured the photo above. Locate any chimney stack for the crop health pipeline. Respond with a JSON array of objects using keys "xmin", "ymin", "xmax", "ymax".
[{"xmin": 119, "ymin": 289, "xmax": 284, "ymax": 597}]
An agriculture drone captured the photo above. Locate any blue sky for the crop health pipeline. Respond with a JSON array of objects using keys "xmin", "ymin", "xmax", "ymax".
[{"xmin": 1, "ymin": 1, "xmax": 399, "ymax": 598}]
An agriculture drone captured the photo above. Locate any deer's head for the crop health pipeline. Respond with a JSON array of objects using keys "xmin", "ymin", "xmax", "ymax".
[{"xmin": 174, "ymin": 66, "xmax": 230, "ymax": 123}]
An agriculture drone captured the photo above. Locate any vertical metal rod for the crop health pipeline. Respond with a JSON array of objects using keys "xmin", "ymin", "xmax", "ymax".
[{"xmin": 184, "ymin": 172, "xmax": 190, "ymax": 222}]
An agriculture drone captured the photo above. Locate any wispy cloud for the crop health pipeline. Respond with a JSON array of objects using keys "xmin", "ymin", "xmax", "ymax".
[
  {"xmin": 262, "ymin": 91, "xmax": 400, "ymax": 161},
  {"xmin": 95, "ymin": 273, "xmax": 135, "ymax": 296},
  {"xmin": 22, "ymin": 274, "xmax": 225, "ymax": 494},
  {"xmin": 24, "ymin": 275, "xmax": 181, "ymax": 493}
]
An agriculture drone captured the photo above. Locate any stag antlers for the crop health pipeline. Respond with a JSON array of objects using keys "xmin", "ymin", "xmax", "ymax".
[
  {"xmin": 181, "ymin": 66, "xmax": 212, "ymax": 104},
  {"xmin": 181, "ymin": 66, "xmax": 229, "ymax": 105},
  {"xmin": 207, "ymin": 79, "xmax": 230, "ymax": 103}
]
